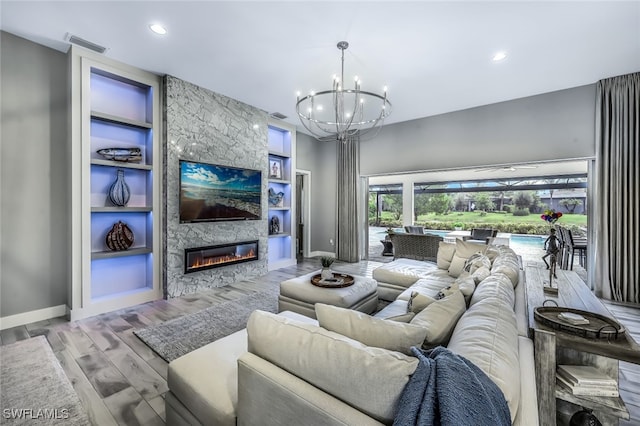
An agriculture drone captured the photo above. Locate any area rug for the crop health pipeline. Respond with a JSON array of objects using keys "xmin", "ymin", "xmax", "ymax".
[
  {"xmin": 0, "ymin": 336, "xmax": 89, "ymax": 425},
  {"xmin": 134, "ymin": 288, "xmax": 278, "ymax": 362}
]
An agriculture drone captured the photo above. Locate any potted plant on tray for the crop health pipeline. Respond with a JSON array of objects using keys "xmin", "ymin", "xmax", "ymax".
[
  {"xmin": 453, "ymin": 222, "xmax": 464, "ymax": 231},
  {"xmin": 320, "ymin": 256, "xmax": 335, "ymax": 280}
]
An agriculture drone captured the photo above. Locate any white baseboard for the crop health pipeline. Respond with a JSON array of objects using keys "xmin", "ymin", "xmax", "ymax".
[
  {"xmin": 0, "ymin": 305, "xmax": 68, "ymax": 330},
  {"xmin": 309, "ymin": 251, "xmax": 336, "ymax": 258}
]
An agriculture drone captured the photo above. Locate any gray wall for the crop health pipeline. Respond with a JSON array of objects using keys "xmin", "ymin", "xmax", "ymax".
[
  {"xmin": 361, "ymin": 85, "xmax": 596, "ymax": 176},
  {"xmin": 164, "ymin": 76, "xmax": 269, "ymax": 297},
  {"xmin": 296, "ymin": 133, "xmax": 337, "ymax": 253},
  {"xmin": 1, "ymin": 32, "xmax": 69, "ymax": 317},
  {"xmin": 295, "ymin": 84, "xmax": 597, "ymax": 257}
]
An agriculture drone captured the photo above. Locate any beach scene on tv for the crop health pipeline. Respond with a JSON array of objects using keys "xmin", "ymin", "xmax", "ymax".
[{"xmin": 180, "ymin": 161, "xmax": 262, "ymax": 222}]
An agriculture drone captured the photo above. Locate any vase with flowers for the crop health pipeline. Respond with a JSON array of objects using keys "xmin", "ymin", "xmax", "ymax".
[{"xmin": 320, "ymin": 256, "xmax": 335, "ymax": 280}]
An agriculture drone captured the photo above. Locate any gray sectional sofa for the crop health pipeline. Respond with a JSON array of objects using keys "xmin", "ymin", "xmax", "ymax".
[{"xmin": 165, "ymin": 240, "xmax": 538, "ymax": 425}]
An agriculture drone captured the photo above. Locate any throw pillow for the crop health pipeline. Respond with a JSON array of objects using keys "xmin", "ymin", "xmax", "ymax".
[
  {"xmin": 315, "ymin": 304, "xmax": 428, "ymax": 356},
  {"xmin": 471, "ymin": 266, "xmax": 491, "ymax": 284},
  {"xmin": 455, "ymin": 239, "xmax": 487, "ymax": 258},
  {"xmin": 454, "ymin": 275, "xmax": 476, "ymax": 304},
  {"xmin": 448, "ymin": 239, "xmax": 486, "ymax": 278},
  {"xmin": 463, "ymin": 253, "xmax": 492, "ymax": 274},
  {"xmin": 447, "ymin": 254, "xmax": 467, "ymax": 278},
  {"xmin": 436, "ymin": 282, "xmax": 460, "ymax": 299},
  {"xmin": 436, "ymin": 242, "xmax": 456, "ymax": 270},
  {"xmin": 407, "ymin": 291, "xmax": 437, "ymax": 313},
  {"xmin": 410, "ymin": 291, "xmax": 466, "ymax": 349}
]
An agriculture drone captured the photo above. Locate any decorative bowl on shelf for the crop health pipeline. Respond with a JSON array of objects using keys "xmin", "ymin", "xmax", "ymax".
[{"xmin": 97, "ymin": 147, "xmax": 142, "ymax": 163}]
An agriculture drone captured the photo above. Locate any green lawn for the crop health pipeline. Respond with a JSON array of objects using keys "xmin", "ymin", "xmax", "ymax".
[
  {"xmin": 371, "ymin": 211, "xmax": 587, "ymax": 234},
  {"xmin": 415, "ymin": 211, "xmax": 587, "ymax": 226}
]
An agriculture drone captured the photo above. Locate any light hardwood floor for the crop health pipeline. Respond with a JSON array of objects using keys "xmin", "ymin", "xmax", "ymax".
[{"xmin": 1, "ymin": 259, "xmax": 638, "ymax": 426}]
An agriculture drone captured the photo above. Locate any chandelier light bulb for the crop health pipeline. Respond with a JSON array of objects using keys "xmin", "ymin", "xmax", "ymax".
[
  {"xmin": 310, "ymin": 91, "xmax": 315, "ymax": 96},
  {"xmin": 317, "ymin": 105, "xmax": 323, "ymax": 111}
]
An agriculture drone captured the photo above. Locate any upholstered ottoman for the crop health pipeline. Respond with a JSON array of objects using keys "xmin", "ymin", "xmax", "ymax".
[{"xmin": 278, "ymin": 271, "xmax": 378, "ymax": 319}]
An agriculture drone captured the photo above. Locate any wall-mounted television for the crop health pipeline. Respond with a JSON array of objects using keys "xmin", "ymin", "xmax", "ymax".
[{"xmin": 179, "ymin": 160, "xmax": 262, "ymax": 223}]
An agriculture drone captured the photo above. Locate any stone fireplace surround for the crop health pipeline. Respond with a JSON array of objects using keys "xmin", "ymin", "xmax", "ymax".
[{"xmin": 164, "ymin": 75, "xmax": 269, "ymax": 298}]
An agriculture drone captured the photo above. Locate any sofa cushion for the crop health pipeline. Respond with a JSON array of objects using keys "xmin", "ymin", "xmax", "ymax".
[
  {"xmin": 410, "ymin": 291, "xmax": 466, "ymax": 349},
  {"xmin": 447, "ymin": 297, "xmax": 521, "ymax": 422},
  {"xmin": 470, "ymin": 273, "xmax": 515, "ymax": 308},
  {"xmin": 247, "ymin": 310, "xmax": 418, "ymax": 423},
  {"xmin": 315, "ymin": 304, "xmax": 427, "ymax": 356},
  {"xmin": 436, "ymin": 242, "xmax": 456, "ymax": 270},
  {"xmin": 372, "ymin": 258, "xmax": 439, "ymax": 287},
  {"xmin": 491, "ymin": 255, "xmax": 520, "ymax": 287},
  {"xmin": 396, "ymin": 275, "xmax": 455, "ymax": 302}
]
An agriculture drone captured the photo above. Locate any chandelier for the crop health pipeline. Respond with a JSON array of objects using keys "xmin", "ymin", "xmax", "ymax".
[{"xmin": 295, "ymin": 41, "xmax": 392, "ymax": 143}]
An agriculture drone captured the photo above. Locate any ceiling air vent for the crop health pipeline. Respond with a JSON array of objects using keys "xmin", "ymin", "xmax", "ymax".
[
  {"xmin": 64, "ymin": 33, "xmax": 108, "ymax": 54},
  {"xmin": 270, "ymin": 112, "xmax": 287, "ymax": 120}
]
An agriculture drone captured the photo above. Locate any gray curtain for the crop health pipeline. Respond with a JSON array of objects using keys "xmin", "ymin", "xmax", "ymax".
[
  {"xmin": 336, "ymin": 136, "xmax": 360, "ymax": 262},
  {"xmin": 594, "ymin": 72, "xmax": 639, "ymax": 303}
]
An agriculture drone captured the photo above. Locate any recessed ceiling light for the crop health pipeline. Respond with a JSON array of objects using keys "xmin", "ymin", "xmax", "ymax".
[
  {"xmin": 493, "ymin": 51, "xmax": 507, "ymax": 62},
  {"xmin": 149, "ymin": 24, "xmax": 167, "ymax": 35}
]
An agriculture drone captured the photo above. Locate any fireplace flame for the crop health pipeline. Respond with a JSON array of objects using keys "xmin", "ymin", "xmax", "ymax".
[{"xmin": 188, "ymin": 248, "xmax": 256, "ymax": 270}]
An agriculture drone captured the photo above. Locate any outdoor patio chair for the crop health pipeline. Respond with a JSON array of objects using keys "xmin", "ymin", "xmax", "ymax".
[
  {"xmin": 390, "ymin": 233, "xmax": 443, "ymax": 262},
  {"xmin": 463, "ymin": 228, "xmax": 498, "ymax": 244},
  {"xmin": 404, "ymin": 226, "xmax": 425, "ymax": 234}
]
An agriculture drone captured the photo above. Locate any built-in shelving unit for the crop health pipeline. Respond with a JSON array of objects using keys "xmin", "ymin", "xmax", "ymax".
[
  {"xmin": 267, "ymin": 120, "xmax": 296, "ymax": 271},
  {"xmin": 69, "ymin": 47, "xmax": 162, "ymax": 320}
]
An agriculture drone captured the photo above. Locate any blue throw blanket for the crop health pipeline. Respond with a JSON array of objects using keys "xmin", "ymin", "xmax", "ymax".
[{"xmin": 394, "ymin": 346, "xmax": 511, "ymax": 426}]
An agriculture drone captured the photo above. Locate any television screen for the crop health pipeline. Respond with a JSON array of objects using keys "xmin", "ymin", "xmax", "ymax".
[{"xmin": 179, "ymin": 160, "xmax": 262, "ymax": 223}]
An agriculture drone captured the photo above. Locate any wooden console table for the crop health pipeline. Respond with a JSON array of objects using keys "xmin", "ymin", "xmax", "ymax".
[{"xmin": 525, "ymin": 265, "xmax": 640, "ymax": 425}]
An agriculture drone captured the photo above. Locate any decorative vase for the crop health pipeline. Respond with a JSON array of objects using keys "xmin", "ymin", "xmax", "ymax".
[
  {"xmin": 321, "ymin": 267, "xmax": 333, "ymax": 280},
  {"xmin": 106, "ymin": 221, "xmax": 134, "ymax": 251},
  {"xmin": 108, "ymin": 169, "xmax": 131, "ymax": 207}
]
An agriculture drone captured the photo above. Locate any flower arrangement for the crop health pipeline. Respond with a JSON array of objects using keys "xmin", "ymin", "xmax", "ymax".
[{"xmin": 541, "ymin": 209, "xmax": 563, "ymax": 224}]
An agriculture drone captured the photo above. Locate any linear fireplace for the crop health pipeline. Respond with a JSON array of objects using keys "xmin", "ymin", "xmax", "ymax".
[{"xmin": 184, "ymin": 240, "xmax": 259, "ymax": 274}]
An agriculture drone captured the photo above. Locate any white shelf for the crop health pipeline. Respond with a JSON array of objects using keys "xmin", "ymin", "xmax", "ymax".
[
  {"xmin": 267, "ymin": 121, "xmax": 296, "ymax": 271},
  {"xmin": 69, "ymin": 47, "xmax": 162, "ymax": 321},
  {"xmin": 92, "ymin": 247, "xmax": 153, "ymax": 260},
  {"xmin": 91, "ymin": 111, "xmax": 152, "ymax": 129},
  {"xmin": 91, "ymin": 159, "xmax": 152, "ymax": 170}
]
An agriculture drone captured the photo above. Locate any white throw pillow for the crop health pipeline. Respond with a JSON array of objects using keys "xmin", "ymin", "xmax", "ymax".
[
  {"xmin": 455, "ymin": 239, "xmax": 487, "ymax": 258},
  {"xmin": 448, "ymin": 239, "xmax": 486, "ymax": 277},
  {"xmin": 437, "ymin": 242, "xmax": 456, "ymax": 270},
  {"xmin": 246, "ymin": 310, "xmax": 418, "ymax": 423},
  {"xmin": 471, "ymin": 266, "xmax": 491, "ymax": 284},
  {"xmin": 410, "ymin": 291, "xmax": 466, "ymax": 349},
  {"xmin": 454, "ymin": 275, "xmax": 476, "ymax": 304},
  {"xmin": 447, "ymin": 254, "xmax": 467, "ymax": 278},
  {"xmin": 407, "ymin": 291, "xmax": 437, "ymax": 313},
  {"xmin": 315, "ymin": 304, "xmax": 428, "ymax": 356}
]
